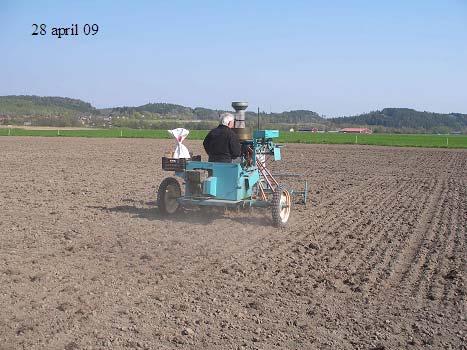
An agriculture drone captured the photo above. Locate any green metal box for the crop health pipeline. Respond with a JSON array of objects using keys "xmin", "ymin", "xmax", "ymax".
[
  {"xmin": 203, "ymin": 176, "xmax": 217, "ymax": 196},
  {"xmin": 253, "ymin": 130, "xmax": 280, "ymax": 139}
]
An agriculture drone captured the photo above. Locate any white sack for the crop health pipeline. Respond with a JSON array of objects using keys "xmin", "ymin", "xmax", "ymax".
[{"xmin": 168, "ymin": 128, "xmax": 191, "ymax": 159}]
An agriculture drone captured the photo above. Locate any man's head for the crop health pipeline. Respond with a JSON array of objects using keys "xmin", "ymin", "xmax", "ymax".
[{"xmin": 220, "ymin": 113, "xmax": 235, "ymax": 128}]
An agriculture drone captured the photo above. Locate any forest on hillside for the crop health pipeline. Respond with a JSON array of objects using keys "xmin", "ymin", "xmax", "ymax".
[{"xmin": 1, "ymin": 95, "xmax": 465, "ymax": 133}]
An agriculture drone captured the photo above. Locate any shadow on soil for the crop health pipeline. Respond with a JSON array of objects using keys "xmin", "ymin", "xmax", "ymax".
[{"xmin": 88, "ymin": 199, "xmax": 271, "ymax": 226}]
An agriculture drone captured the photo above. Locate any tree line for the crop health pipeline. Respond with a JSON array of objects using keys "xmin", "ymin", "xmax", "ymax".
[{"xmin": 1, "ymin": 95, "xmax": 466, "ymax": 133}]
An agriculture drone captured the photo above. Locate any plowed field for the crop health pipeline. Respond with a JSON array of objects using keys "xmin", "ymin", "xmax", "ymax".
[{"xmin": 0, "ymin": 137, "xmax": 465, "ymax": 350}]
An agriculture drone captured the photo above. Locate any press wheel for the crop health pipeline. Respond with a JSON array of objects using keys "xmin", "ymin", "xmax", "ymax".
[{"xmin": 271, "ymin": 185, "xmax": 291, "ymax": 227}]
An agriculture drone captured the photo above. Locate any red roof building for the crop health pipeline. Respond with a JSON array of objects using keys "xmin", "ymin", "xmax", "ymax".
[{"xmin": 339, "ymin": 128, "xmax": 372, "ymax": 134}]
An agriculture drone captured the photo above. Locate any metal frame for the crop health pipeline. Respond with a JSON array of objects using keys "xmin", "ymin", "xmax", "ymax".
[{"xmin": 160, "ymin": 130, "xmax": 308, "ymax": 216}]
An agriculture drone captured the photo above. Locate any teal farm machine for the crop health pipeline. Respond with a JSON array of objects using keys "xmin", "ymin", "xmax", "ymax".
[{"xmin": 157, "ymin": 102, "xmax": 308, "ymax": 227}]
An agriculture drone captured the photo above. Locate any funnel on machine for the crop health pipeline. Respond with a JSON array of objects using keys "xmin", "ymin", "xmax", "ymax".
[{"xmin": 231, "ymin": 101, "xmax": 251, "ymax": 141}]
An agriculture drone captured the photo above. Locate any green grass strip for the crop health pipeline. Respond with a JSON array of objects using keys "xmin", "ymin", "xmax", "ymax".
[{"xmin": 0, "ymin": 128, "xmax": 466, "ymax": 148}]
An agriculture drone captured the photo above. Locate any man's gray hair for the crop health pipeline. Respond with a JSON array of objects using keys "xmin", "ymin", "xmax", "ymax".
[{"xmin": 220, "ymin": 113, "xmax": 235, "ymax": 127}]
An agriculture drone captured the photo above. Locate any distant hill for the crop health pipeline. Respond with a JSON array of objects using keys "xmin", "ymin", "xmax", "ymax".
[
  {"xmin": 331, "ymin": 108, "xmax": 467, "ymax": 133},
  {"xmin": 0, "ymin": 95, "xmax": 98, "ymax": 117},
  {"xmin": 261, "ymin": 110, "xmax": 324, "ymax": 125},
  {"xmin": 0, "ymin": 95, "xmax": 465, "ymax": 133},
  {"xmin": 103, "ymin": 103, "xmax": 194, "ymax": 118},
  {"xmin": 102, "ymin": 103, "xmax": 325, "ymax": 125}
]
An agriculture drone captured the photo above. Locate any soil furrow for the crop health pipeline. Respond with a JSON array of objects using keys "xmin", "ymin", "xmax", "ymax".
[
  {"xmin": 383, "ymin": 176, "xmax": 444, "ymax": 292},
  {"xmin": 410, "ymin": 185, "xmax": 450, "ymax": 300},
  {"xmin": 226, "ymin": 176, "xmax": 391, "ymax": 274},
  {"xmin": 401, "ymin": 179, "xmax": 448, "ymax": 298},
  {"xmin": 442, "ymin": 180, "xmax": 466, "ymax": 304},
  {"xmin": 243, "ymin": 178, "xmax": 402, "ymax": 286},
  {"xmin": 332, "ymin": 178, "xmax": 423, "ymax": 274},
  {"xmin": 367, "ymin": 178, "xmax": 436, "ymax": 294},
  {"xmin": 426, "ymin": 178, "xmax": 459, "ymax": 303},
  {"xmin": 352, "ymin": 180, "xmax": 429, "ymax": 294},
  {"xmin": 391, "ymin": 152, "xmax": 457, "ymax": 298},
  {"xmin": 327, "ymin": 177, "xmax": 412, "ymax": 269}
]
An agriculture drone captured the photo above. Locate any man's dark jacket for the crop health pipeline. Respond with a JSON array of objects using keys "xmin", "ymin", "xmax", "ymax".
[{"xmin": 203, "ymin": 125, "xmax": 241, "ymax": 162}]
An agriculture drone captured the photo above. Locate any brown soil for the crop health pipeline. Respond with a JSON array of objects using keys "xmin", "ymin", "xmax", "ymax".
[{"xmin": 0, "ymin": 137, "xmax": 465, "ymax": 350}]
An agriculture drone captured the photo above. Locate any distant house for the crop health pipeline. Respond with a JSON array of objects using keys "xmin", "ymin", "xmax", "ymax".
[
  {"xmin": 339, "ymin": 128, "xmax": 372, "ymax": 134},
  {"xmin": 79, "ymin": 115, "xmax": 91, "ymax": 125},
  {"xmin": 298, "ymin": 127, "xmax": 318, "ymax": 132}
]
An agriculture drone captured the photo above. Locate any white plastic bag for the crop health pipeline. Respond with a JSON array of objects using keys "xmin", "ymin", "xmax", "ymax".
[{"xmin": 168, "ymin": 128, "xmax": 191, "ymax": 159}]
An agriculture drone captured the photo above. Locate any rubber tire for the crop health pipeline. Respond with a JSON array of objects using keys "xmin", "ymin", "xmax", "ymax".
[
  {"xmin": 272, "ymin": 185, "xmax": 291, "ymax": 228},
  {"xmin": 157, "ymin": 177, "xmax": 181, "ymax": 215}
]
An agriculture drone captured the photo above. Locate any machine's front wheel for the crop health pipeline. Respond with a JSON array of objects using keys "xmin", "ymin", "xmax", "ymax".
[
  {"xmin": 272, "ymin": 186, "xmax": 291, "ymax": 227},
  {"xmin": 157, "ymin": 177, "xmax": 181, "ymax": 215}
]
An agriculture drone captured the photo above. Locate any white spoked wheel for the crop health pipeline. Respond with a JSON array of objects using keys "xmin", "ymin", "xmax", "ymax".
[
  {"xmin": 157, "ymin": 177, "xmax": 181, "ymax": 215},
  {"xmin": 272, "ymin": 185, "xmax": 291, "ymax": 227}
]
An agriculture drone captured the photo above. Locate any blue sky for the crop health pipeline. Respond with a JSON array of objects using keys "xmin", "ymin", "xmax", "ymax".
[{"xmin": 1, "ymin": 0, "xmax": 466, "ymax": 116}]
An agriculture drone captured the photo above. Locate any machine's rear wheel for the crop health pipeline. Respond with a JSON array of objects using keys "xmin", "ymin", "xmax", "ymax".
[
  {"xmin": 272, "ymin": 186, "xmax": 291, "ymax": 227},
  {"xmin": 157, "ymin": 177, "xmax": 181, "ymax": 215}
]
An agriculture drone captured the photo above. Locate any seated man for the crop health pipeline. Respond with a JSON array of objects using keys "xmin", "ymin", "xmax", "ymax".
[{"xmin": 203, "ymin": 113, "xmax": 241, "ymax": 162}]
